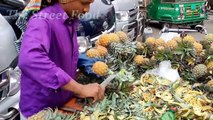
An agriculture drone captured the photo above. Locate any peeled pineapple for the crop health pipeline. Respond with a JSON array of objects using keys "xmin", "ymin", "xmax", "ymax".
[
  {"xmin": 146, "ymin": 37, "xmax": 156, "ymax": 46},
  {"xmin": 155, "ymin": 38, "xmax": 165, "ymax": 47},
  {"xmin": 108, "ymin": 33, "xmax": 120, "ymax": 43},
  {"xmin": 166, "ymin": 40, "xmax": 178, "ymax": 49},
  {"xmin": 28, "ymin": 110, "xmax": 47, "ymax": 120},
  {"xmin": 183, "ymin": 35, "xmax": 196, "ymax": 44},
  {"xmin": 86, "ymin": 48, "xmax": 100, "ymax": 58},
  {"xmin": 92, "ymin": 61, "xmax": 108, "ymax": 76},
  {"xmin": 193, "ymin": 42, "xmax": 203, "ymax": 54},
  {"xmin": 116, "ymin": 31, "xmax": 128, "ymax": 42},
  {"xmin": 192, "ymin": 64, "xmax": 208, "ymax": 78},
  {"xmin": 99, "ymin": 34, "xmax": 112, "ymax": 47},
  {"xmin": 133, "ymin": 55, "xmax": 148, "ymax": 65},
  {"xmin": 96, "ymin": 45, "xmax": 108, "ymax": 57}
]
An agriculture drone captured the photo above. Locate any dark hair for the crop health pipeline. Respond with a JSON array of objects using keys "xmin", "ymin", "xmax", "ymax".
[{"xmin": 41, "ymin": 0, "xmax": 58, "ymax": 9}]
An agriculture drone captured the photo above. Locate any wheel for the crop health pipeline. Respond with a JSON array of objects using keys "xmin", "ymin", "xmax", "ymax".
[{"xmin": 160, "ymin": 22, "xmax": 172, "ymax": 29}]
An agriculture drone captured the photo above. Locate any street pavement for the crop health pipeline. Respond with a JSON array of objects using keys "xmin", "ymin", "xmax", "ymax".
[{"xmin": 146, "ymin": 12, "xmax": 213, "ymax": 41}]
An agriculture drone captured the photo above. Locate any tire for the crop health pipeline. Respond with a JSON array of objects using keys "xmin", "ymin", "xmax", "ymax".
[{"xmin": 160, "ymin": 22, "xmax": 171, "ymax": 29}]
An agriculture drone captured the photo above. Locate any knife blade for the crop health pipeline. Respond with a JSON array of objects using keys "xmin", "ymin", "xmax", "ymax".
[{"xmin": 100, "ymin": 74, "xmax": 117, "ymax": 87}]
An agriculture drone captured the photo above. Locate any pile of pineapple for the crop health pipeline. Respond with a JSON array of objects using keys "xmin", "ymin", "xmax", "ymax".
[
  {"xmin": 131, "ymin": 74, "xmax": 213, "ymax": 119},
  {"xmin": 29, "ymin": 32, "xmax": 213, "ymax": 120}
]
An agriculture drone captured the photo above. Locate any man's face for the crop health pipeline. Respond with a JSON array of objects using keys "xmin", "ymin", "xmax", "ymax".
[{"xmin": 61, "ymin": 0, "xmax": 94, "ymax": 18}]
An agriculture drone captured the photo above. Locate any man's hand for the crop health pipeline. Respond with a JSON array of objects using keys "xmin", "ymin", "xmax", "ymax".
[
  {"xmin": 62, "ymin": 80, "xmax": 105, "ymax": 102},
  {"xmin": 79, "ymin": 83, "xmax": 105, "ymax": 102}
]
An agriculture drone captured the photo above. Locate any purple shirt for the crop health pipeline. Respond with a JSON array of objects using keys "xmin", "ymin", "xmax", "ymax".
[{"xmin": 19, "ymin": 3, "xmax": 79, "ymax": 117}]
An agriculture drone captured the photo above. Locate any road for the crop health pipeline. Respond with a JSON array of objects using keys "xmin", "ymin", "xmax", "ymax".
[{"xmin": 146, "ymin": 13, "xmax": 213, "ymax": 41}]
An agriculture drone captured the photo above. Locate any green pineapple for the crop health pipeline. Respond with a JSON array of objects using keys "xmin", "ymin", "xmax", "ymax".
[
  {"xmin": 192, "ymin": 64, "xmax": 208, "ymax": 79},
  {"xmin": 200, "ymin": 33, "xmax": 213, "ymax": 49}
]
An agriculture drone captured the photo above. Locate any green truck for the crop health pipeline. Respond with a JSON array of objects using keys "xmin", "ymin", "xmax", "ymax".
[{"xmin": 147, "ymin": 0, "xmax": 208, "ymax": 28}]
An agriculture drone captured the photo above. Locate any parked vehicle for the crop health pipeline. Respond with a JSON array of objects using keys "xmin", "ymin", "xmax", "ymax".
[
  {"xmin": 147, "ymin": 0, "xmax": 208, "ymax": 28},
  {"xmin": 0, "ymin": 0, "xmax": 115, "ymax": 119},
  {"xmin": 112, "ymin": 0, "xmax": 144, "ymax": 40},
  {"xmin": 207, "ymin": 0, "xmax": 213, "ymax": 10}
]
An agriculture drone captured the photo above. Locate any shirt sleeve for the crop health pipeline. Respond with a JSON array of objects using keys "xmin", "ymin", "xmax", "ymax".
[{"xmin": 18, "ymin": 17, "xmax": 72, "ymax": 90}]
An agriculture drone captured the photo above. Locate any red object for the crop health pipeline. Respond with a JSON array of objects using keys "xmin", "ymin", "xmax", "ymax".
[{"xmin": 60, "ymin": 98, "xmax": 83, "ymax": 112}]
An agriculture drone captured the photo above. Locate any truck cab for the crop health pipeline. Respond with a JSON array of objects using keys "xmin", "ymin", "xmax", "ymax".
[
  {"xmin": 112, "ymin": 0, "xmax": 143, "ymax": 40},
  {"xmin": 0, "ymin": 0, "xmax": 115, "ymax": 119},
  {"xmin": 147, "ymin": 0, "xmax": 208, "ymax": 28}
]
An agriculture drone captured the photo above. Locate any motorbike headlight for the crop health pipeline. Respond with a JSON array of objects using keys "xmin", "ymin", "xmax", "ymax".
[
  {"xmin": 115, "ymin": 11, "xmax": 129, "ymax": 22},
  {"xmin": 77, "ymin": 36, "xmax": 91, "ymax": 53}
]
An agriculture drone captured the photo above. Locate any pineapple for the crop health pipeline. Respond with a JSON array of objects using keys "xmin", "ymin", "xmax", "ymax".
[
  {"xmin": 99, "ymin": 34, "xmax": 112, "ymax": 47},
  {"xmin": 28, "ymin": 110, "xmax": 48, "ymax": 120},
  {"xmin": 156, "ymin": 46, "xmax": 165, "ymax": 51},
  {"xmin": 201, "ymin": 34, "xmax": 213, "ymax": 49},
  {"xmin": 92, "ymin": 61, "xmax": 109, "ymax": 76},
  {"xmin": 95, "ymin": 40, "xmax": 101, "ymax": 46},
  {"xmin": 96, "ymin": 45, "xmax": 108, "ymax": 57},
  {"xmin": 183, "ymin": 35, "xmax": 196, "ymax": 44},
  {"xmin": 207, "ymin": 80, "xmax": 213, "ymax": 87},
  {"xmin": 145, "ymin": 37, "xmax": 156, "ymax": 46},
  {"xmin": 203, "ymin": 33, "xmax": 213, "ymax": 41},
  {"xmin": 211, "ymin": 43, "xmax": 213, "ymax": 49},
  {"xmin": 166, "ymin": 40, "xmax": 178, "ymax": 49},
  {"xmin": 108, "ymin": 33, "xmax": 120, "ymax": 43},
  {"xmin": 116, "ymin": 31, "xmax": 128, "ymax": 42},
  {"xmin": 133, "ymin": 55, "xmax": 148, "ymax": 65},
  {"xmin": 192, "ymin": 64, "xmax": 208, "ymax": 78},
  {"xmin": 86, "ymin": 48, "xmax": 100, "ymax": 58},
  {"xmin": 155, "ymin": 38, "xmax": 165, "ymax": 47},
  {"xmin": 193, "ymin": 42, "xmax": 203, "ymax": 54},
  {"xmin": 206, "ymin": 61, "xmax": 213, "ymax": 71},
  {"xmin": 136, "ymin": 41, "xmax": 145, "ymax": 51},
  {"xmin": 172, "ymin": 36, "xmax": 182, "ymax": 42}
]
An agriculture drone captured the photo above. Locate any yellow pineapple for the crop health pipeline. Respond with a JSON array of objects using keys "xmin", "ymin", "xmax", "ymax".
[
  {"xmin": 133, "ymin": 55, "xmax": 148, "ymax": 65},
  {"xmin": 207, "ymin": 80, "xmax": 213, "ymax": 87},
  {"xmin": 206, "ymin": 61, "xmax": 213, "ymax": 71},
  {"xmin": 193, "ymin": 42, "xmax": 203, "ymax": 54},
  {"xmin": 96, "ymin": 45, "xmax": 108, "ymax": 57},
  {"xmin": 145, "ymin": 37, "xmax": 156, "ymax": 46},
  {"xmin": 172, "ymin": 36, "xmax": 182, "ymax": 42},
  {"xmin": 136, "ymin": 42, "xmax": 145, "ymax": 51},
  {"xmin": 99, "ymin": 34, "xmax": 112, "ymax": 47},
  {"xmin": 157, "ymin": 46, "xmax": 165, "ymax": 51},
  {"xmin": 108, "ymin": 33, "xmax": 120, "ymax": 43},
  {"xmin": 116, "ymin": 31, "xmax": 128, "ymax": 42},
  {"xmin": 166, "ymin": 40, "xmax": 178, "ymax": 49},
  {"xmin": 183, "ymin": 35, "xmax": 196, "ymax": 44},
  {"xmin": 86, "ymin": 48, "xmax": 100, "ymax": 58},
  {"xmin": 155, "ymin": 38, "xmax": 165, "ymax": 47},
  {"xmin": 92, "ymin": 61, "xmax": 109, "ymax": 76},
  {"xmin": 95, "ymin": 40, "xmax": 101, "ymax": 46}
]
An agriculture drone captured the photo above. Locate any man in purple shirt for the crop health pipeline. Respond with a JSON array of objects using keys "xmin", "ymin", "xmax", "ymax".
[{"xmin": 19, "ymin": 0, "xmax": 105, "ymax": 118}]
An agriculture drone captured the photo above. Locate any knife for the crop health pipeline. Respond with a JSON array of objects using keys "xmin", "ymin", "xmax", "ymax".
[{"xmin": 100, "ymin": 74, "xmax": 117, "ymax": 87}]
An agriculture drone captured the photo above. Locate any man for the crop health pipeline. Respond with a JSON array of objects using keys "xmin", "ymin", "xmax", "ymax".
[{"xmin": 18, "ymin": 0, "xmax": 105, "ymax": 118}]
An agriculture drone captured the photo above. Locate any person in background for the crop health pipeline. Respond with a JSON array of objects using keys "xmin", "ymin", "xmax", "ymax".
[{"xmin": 18, "ymin": 0, "xmax": 105, "ymax": 119}]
